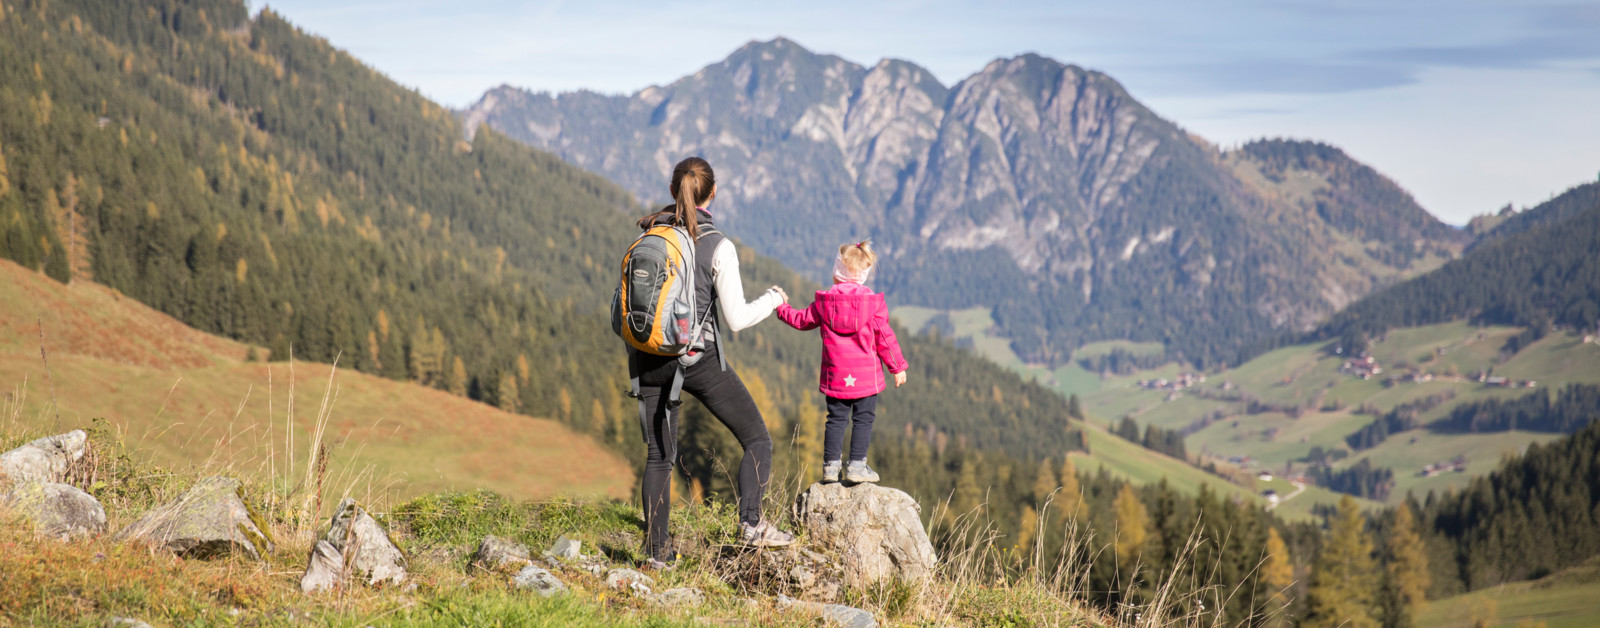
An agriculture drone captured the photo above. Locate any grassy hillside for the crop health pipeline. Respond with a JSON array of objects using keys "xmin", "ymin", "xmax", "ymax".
[
  {"xmin": 0, "ymin": 258, "xmax": 632, "ymax": 502},
  {"xmin": 1076, "ymin": 319, "xmax": 1600, "ymax": 515}
]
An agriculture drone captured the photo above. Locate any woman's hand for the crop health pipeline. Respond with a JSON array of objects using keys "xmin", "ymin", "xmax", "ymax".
[
  {"xmin": 770, "ymin": 286, "xmax": 788, "ymax": 303},
  {"xmin": 894, "ymin": 371, "xmax": 908, "ymax": 388}
]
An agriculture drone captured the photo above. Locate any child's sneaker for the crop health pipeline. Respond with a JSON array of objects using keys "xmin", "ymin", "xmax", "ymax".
[
  {"xmin": 821, "ymin": 460, "xmax": 842, "ymax": 483},
  {"xmin": 845, "ymin": 460, "xmax": 880, "ymax": 484},
  {"xmin": 739, "ymin": 520, "xmax": 796, "ymax": 548}
]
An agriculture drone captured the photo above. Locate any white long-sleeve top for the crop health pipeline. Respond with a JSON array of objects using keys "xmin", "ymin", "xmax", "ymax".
[{"xmin": 711, "ymin": 239, "xmax": 782, "ymax": 332}]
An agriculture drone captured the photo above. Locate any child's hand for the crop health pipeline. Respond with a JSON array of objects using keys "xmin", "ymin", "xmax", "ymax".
[{"xmin": 894, "ymin": 371, "xmax": 907, "ymax": 388}]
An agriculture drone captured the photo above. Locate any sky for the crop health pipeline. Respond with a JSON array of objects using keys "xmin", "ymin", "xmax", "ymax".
[{"xmin": 261, "ymin": 0, "xmax": 1600, "ymax": 225}]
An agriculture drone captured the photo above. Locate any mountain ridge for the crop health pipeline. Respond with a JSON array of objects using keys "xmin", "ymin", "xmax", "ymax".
[{"xmin": 463, "ymin": 37, "xmax": 1467, "ymax": 366}]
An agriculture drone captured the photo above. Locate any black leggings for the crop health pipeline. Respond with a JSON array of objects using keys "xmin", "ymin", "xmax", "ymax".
[
  {"xmin": 824, "ymin": 394, "xmax": 877, "ymax": 462},
  {"xmin": 630, "ymin": 345, "xmax": 772, "ymax": 561}
]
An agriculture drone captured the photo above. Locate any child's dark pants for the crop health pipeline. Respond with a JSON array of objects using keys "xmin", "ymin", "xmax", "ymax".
[{"xmin": 824, "ymin": 394, "xmax": 877, "ymax": 462}]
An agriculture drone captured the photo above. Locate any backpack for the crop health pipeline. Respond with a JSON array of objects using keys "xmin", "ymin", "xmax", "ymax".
[
  {"xmin": 611, "ymin": 224, "xmax": 720, "ymax": 358},
  {"xmin": 611, "ymin": 221, "xmax": 724, "ymax": 454}
]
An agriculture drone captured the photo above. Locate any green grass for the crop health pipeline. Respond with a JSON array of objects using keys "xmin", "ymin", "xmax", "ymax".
[
  {"xmin": 1078, "ymin": 319, "xmax": 1600, "ymax": 507},
  {"xmin": 1416, "ymin": 558, "xmax": 1600, "ymax": 628},
  {"xmin": 1073, "ymin": 421, "xmax": 1260, "ymax": 507}
]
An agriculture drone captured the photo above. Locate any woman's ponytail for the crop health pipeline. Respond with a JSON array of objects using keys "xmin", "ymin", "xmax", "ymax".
[
  {"xmin": 676, "ymin": 172, "xmax": 700, "ymax": 239},
  {"xmin": 668, "ymin": 157, "xmax": 714, "ymax": 239}
]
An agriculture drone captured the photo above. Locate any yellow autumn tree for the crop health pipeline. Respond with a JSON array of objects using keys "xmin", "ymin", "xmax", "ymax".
[
  {"xmin": 496, "ymin": 373, "xmax": 520, "ymax": 414},
  {"xmin": 1264, "ymin": 527, "xmax": 1295, "ymax": 608},
  {"xmin": 447, "ymin": 356, "xmax": 468, "ymax": 397},
  {"xmin": 1387, "ymin": 503, "xmax": 1431, "ymax": 624},
  {"xmin": 1113, "ymin": 483, "xmax": 1149, "ymax": 565},
  {"xmin": 1057, "ymin": 457, "xmax": 1083, "ymax": 522},
  {"xmin": 1305, "ymin": 496, "xmax": 1379, "ymax": 628}
]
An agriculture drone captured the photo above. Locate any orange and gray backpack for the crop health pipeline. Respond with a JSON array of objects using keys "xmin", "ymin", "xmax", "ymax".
[{"xmin": 611, "ymin": 220, "xmax": 724, "ymax": 450}]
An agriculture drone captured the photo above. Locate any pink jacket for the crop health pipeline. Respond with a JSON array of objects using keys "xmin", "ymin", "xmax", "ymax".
[{"xmin": 775, "ymin": 282, "xmax": 908, "ymax": 399}]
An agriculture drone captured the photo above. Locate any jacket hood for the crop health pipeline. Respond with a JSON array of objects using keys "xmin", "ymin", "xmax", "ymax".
[{"xmin": 813, "ymin": 283, "xmax": 883, "ymax": 335}]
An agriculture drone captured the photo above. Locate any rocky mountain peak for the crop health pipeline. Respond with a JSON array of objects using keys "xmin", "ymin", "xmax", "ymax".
[{"xmin": 462, "ymin": 39, "xmax": 1464, "ymax": 365}]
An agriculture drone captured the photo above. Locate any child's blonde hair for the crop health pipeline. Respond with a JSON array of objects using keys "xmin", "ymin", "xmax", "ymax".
[{"xmin": 838, "ymin": 241, "xmax": 877, "ymax": 273}]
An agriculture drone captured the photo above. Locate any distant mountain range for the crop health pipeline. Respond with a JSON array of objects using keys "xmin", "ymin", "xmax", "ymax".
[{"xmin": 462, "ymin": 38, "xmax": 1468, "ymax": 366}]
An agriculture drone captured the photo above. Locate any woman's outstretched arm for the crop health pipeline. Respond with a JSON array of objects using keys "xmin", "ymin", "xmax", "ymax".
[{"xmin": 712, "ymin": 240, "xmax": 783, "ymax": 332}]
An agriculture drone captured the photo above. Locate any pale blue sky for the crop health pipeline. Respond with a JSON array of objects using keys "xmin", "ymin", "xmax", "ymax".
[{"xmin": 262, "ymin": 0, "xmax": 1600, "ymax": 224}]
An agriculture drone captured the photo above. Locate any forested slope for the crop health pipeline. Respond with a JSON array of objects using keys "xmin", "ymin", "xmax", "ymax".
[
  {"xmin": 0, "ymin": 0, "xmax": 1085, "ymax": 493},
  {"xmin": 1247, "ymin": 183, "xmax": 1600, "ymax": 359}
]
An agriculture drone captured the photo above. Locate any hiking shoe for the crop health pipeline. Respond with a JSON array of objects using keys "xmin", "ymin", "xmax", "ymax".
[
  {"xmin": 821, "ymin": 460, "xmax": 842, "ymax": 483},
  {"xmin": 643, "ymin": 556, "xmax": 676, "ymax": 572},
  {"xmin": 740, "ymin": 520, "xmax": 795, "ymax": 548},
  {"xmin": 845, "ymin": 460, "xmax": 880, "ymax": 484}
]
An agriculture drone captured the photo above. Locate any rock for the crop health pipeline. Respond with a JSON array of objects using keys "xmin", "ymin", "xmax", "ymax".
[
  {"xmin": 546, "ymin": 535, "xmax": 582, "ymax": 561},
  {"xmin": 778, "ymin": 594, "xmax": 877, "ymax": 628},
  {"xmin": 324, "ymin": 498, "xmax": 406, "ymax": 586},
  {"xmin": 300, "ymin": 540, "xmax": 344, "ymax": 593},
  {"xmin": 3, "ymin": 481, "xmax": 106, "ymax": 540},
  {"xmin": 649, "ymin": 587, "xmax": 706, "ymax": 608},
  {"xmin": 605, "ymin": 568, "xmax": 655, "ymax": 594},
  {"xmin": 107, "ymin": 618, "xmax": 153, "ymax": 628},
  {"xmin": 470, "ymin": 534, "xmax": 532, "ymax": 572},
  {"xmin": 512, "ymin": 564, "xmax": 568, "ymax": 596},
  {"xmin": 795, "ymin": 482, "xmax": 937, "ymax": 587},
  {"xmin": 116, "ymin": 476, "xmax": 275, "ymax": 560},
  {"xmin": 0, "ymin": 430, "xmax": 87, "ymax": 486}
]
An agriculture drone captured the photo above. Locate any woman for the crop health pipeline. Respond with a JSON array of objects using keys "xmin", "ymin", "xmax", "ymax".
[{"xmin": 629, "ymin": 156, "xmax": 794, "ymax": 568}]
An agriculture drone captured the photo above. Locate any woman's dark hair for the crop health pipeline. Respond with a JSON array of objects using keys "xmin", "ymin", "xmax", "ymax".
[{"xmin": 639, "ymin": 157, "xmax": 715, "ymax": 237}]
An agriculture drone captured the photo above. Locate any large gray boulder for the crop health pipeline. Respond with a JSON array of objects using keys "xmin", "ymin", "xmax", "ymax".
[
  {"xmin": 324, "ymin": 498, "xmax": 406, "ymax": 586},
  {"xmin": 795, "ymin": 482, "xmax": 937, "ymax": 587},
  {"xmin": 117, "ymin": 476, "xmax": 275, "ymax": 560},
  {"xmin": 0, "ymin": 430, "xmax": 87, "ymax": 486},
  {"xmin": 3, "ymin": 481, "xmax": 106, "ymax": 540}
]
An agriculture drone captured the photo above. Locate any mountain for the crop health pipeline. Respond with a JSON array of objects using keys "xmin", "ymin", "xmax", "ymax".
[
  {"xmin": 1309, "ymin": 182, "xmax": 1600, "ymax": 350},
  {"xmin": 0, "ymin": 0, "xmax": 1098, "ymax": 507},
  {"xmin": 463, "ymin": 39, "xmax": 1467, "ymax": 367}
]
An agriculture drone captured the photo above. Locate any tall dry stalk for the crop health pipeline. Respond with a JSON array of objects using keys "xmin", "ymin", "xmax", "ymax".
[{"xmin": 36, "ymin": 317, "xmax": 60, "ymax": 431}]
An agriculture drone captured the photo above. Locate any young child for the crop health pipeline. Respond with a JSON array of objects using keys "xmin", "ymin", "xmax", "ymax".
[{"xmin": 775, "ymin": 241, "xmax": 908, "ymax": 484}]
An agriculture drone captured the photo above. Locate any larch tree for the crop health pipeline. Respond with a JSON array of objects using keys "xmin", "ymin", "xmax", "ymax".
[
  {"xmin": 1386, "ymin": 502, "xmax": 1430, "ymax": 627},
  {"xmin": 1263, "ymin": 527, "xmax": 1296, "ymax": 611},
  {"xmin": 1113, "ymin": 483, "xmax": 1149, "ymax": 566},
  {"xmin": 1306, "ymin": 495, "xmax": 1380, "ymax": 628}
]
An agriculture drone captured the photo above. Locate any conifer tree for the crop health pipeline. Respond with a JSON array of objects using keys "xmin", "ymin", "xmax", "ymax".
[
  {"xmin": 496, "ymin": 372, "xmax": 520, "ymax": 414},
  {"xmin": 1113, "ymin": 483, "xmax": 1149, "ymax": 566},
  {"xmin": 1068, "ymin": 393, "xmax": 1084, "ymax": 420},
  {"xmin": 1032, "ymin": 457, "xmax": 1058, "ymax": 507},
  {"xmin": 1385, "ymin": 503, "xmax": 1430, "ymax": 627},
  {"xmin": 1057, "ymin": 457, "xmax": 1083, "ymax": 521},
  {"xmin": 1263, "ymin": 527, "xmax": 1295, "ymax": 605},
  {"xmin": 1306, "ymin": 496, "xmax": 1380, "ymax": 628},
  {"xmin": 447, "ymin": 356, "xmax": 468, "ymax": 396}
]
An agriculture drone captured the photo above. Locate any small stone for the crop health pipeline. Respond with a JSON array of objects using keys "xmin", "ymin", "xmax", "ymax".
[
  {"xmin": 546, "ymin": 535, "xmax": 582, "ymax": 561},
  {"xmin": 0, "ymin": 430, "xmax": 88, "ymax": 487},
  {"xmin": 116, "ymin": 476, "xmax": 275, "ymax": 560},
  {"xmin": 300, "ymin": 540, "xmax": 344, "ymax": 594},
  {"xmin": 470, "ymin": 534, "xmax": 532, "ymax": 572},
  {"xmin": 3, "ymin": 481, "xmax": 106, "ymax": 540},
  {"xmin": 325, "ymin": 498, "xmax": 407, "ymax": 586},
  {"xmin": 605, "ymin": 568, "xmax": 655, "ymax": 594},
  {"xmin": 650, "ymin": 587, "xmax": 706, "ymax": 608},
  {"xmin": 789, "ymin": 565, "xmax": 816, "ymax": 589},
  {"xmin": 107, "ymin": 618, "xmax": 153, "ymax": 628},
  {"xmin": 512, "ymin": 565, "xmax": 568, "ymax": 596},
  {"xmin": 778, "ymin": 594, "xmax": 877, "ymax": 628}
]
